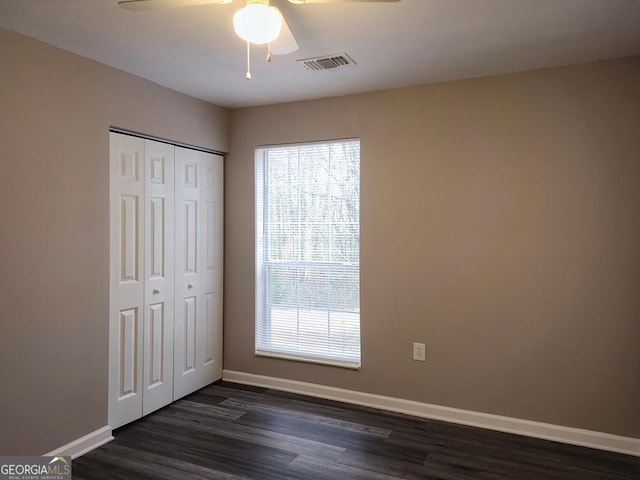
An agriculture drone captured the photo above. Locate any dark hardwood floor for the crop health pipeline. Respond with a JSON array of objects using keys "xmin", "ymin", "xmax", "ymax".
[{"xmin": 73, "ymin": 381, "xmax": 640, "ymax": 479}]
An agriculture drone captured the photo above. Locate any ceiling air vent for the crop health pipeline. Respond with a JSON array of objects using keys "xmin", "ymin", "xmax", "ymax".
[{"xmin": 298, "ymin": 53, "xmax": 357, "ymax": 71}]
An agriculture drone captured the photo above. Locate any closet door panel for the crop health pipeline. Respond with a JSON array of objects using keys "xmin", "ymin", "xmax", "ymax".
[
  {"xmin": 213, "ymin": 156, "xmax": 224, "ymax": 371},
  {"xmin": 109, "ymin": 133, "xmax": 145, "ymax": 429},
  {"xmin": 142, "ymin": 140, "xmax": 175, "ymax": 416},
  {"xmin": 174, "ymin": 148, "xmax": 202, "ymax": 399},
  {"xmin": 198, "ymin": 154, "xmax": 223, "ymax": 381},
  {"xmin": 174, "ymin": 148, "xmax": 223, "ymax": 400}
]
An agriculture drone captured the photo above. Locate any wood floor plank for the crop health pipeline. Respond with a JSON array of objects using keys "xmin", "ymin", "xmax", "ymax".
[
  {"xmin": 234, "ymin": 410, "xmax": 429, "ymax": 464},
  {"xmin": 335, "ymin": 449, "xmax": 451, "ymax": 480},
  {"xmin": 75, "ymin": 443, "xmax": 253, "ymax": 480},
  {"xmin": 72, "ymin": 381, "xmax": 640, "ymax": 480},
  {"xmin": 113, "ymin": 422, "xmax": 302, "ymax": 479},
  {"xmin": 288, "ymin": 455, "xmax": 413, "ymax": 480},
  {"xmin": 145, "ymin": 405, "xmax": 347, "ymax": 461},
  {"xmin": 220, "ymin": 397, "xmax": 392, "ymax": 438},
  {"xmin": 170, "ymin": 399, "xmax": 247, "ymax": 420}
]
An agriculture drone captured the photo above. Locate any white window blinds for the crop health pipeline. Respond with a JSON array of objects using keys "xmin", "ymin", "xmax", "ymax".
[{"xmin": 255, "ymin": 139, "xmax": 361, "ymax": 368}]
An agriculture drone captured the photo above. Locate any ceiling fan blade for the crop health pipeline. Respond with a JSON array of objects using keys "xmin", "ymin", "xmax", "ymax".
[
  {"xmin": 118, "ymin": 0, "xmax": 232, "ymax": 12},
  {"xmin": 270, "ymin": 9, "xmax": 299, "ymax": 55},
  {"xmin": 288, "ymin": 0, "xmax": 400, "ymax": 4}
]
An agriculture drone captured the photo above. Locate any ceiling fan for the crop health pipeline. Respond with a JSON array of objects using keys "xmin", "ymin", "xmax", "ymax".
[{"xmin": 118, "ymin": 0, "xmax": 400, "ymax": 78}]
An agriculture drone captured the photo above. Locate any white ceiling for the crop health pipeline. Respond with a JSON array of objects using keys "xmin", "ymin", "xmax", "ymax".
[{"xmin": 1, "ymin": 0, "xmax": 639, "ymax": 108}]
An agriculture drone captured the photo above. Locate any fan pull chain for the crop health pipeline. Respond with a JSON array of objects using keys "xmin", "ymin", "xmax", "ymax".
[
  {"xmin": 267, "ymin": 43, "xmax": 272, "ymax": 63},
  {"xmin": 246, "ymin": 41, "xmax": 252, "ymax": 80}
]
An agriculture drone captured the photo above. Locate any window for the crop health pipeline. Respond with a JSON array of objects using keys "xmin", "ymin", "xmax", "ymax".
[{"xmin": 255, "ymin": 139, "xmax": 360, "ymax": 368}]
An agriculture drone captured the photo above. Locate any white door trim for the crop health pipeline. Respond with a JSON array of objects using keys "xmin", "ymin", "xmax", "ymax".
[{"xmin": 44, "ymin": 426, "xmax": 113, "ymax": 459}]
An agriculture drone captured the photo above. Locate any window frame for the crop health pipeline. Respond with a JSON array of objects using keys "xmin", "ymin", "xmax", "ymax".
[{"xmin": 254, "ymin": 139, "xmax": 361, "ymax": 369}]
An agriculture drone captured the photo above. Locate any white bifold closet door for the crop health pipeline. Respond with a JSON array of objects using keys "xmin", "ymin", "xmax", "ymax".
[
  {"xmin": 173, "ymin": 147, "xmax": 224, "ymax": 400},
  {"xmin": 142, "ymin": 139, "xmax": 175, "ymax": 415},
  {"xmin": 109, "ymin": 133, "xmax": 222, "ymax": 430}
]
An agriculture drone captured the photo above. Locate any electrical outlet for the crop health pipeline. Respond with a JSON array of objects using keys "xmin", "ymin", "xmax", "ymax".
[{"xmin": 413, "ymin": 342, "xmax": 426, "ymax": 362}]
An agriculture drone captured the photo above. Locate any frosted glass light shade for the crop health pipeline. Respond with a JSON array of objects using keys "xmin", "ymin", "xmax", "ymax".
[{"xmin": 233, "ymin": 4, "xmax": 282, "ymax": 45}]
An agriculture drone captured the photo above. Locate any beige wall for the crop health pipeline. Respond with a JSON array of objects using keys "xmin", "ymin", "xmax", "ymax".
[
  {"xmin": 225, "ymin": 56, "xmax": 640, "ymax": 438},
  {"xmin": 0, "ymin": 28, "xmax": 228, "ymax": 455}
]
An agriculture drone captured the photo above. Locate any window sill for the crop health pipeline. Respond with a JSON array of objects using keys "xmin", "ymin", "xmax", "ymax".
[{"xmin": 254, "ymin": 350, "xmax": 361, "ymax": 370}]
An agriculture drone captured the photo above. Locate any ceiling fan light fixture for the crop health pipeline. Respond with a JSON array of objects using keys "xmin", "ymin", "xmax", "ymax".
[{"xmin": 233, "ymin": 2, "xmax": 282, "ymax": 45}]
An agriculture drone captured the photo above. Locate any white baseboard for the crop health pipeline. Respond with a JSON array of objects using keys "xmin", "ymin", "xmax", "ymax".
[
  {"xmin": 44, "ymin": 425, "xmax": 113, "ymax": 459},
  {"xmin": 222, "ymin": 370, "xmax": 640, "ymax": 458}
]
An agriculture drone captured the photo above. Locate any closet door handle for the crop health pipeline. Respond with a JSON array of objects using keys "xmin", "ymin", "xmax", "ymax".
[
  {"xmin": 188, "ymin": 283, "xmax": 194, "ymax": 289},
  {"xmin": 152, "ymin": 288, "xmax": 160, "ymax": 295}
]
